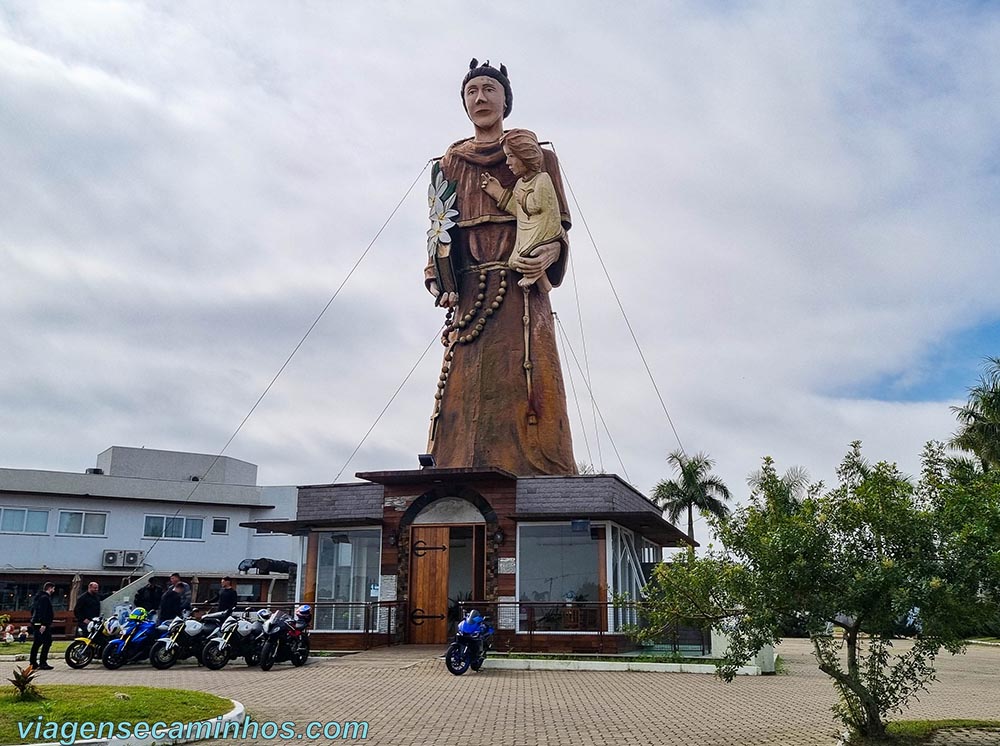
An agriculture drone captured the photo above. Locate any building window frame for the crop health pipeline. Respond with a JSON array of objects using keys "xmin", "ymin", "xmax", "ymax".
[
  {"xmin": 0, "ymin": 507, "xmax": 49, "ymax": 535},
  {"xmin": 313, "ymin": 528, "xmax": 382, "ymax": 633},
  {"xmin": 142, "ymin": 514, "xmax": 205, "ymax": 541},
  {"xmin": 515, "ymin": 521, "xmax": 607, "ymax": 635},
  {"xmin": 56, "ymin": 510, "xmax": 108, "ymax": 537},
  {"xmin": 211, "ymin": 517, "xmax": 229, "ymax": 535}
]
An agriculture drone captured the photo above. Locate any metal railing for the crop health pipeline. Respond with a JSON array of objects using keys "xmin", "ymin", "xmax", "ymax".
[{"xmin": 169, "ymin": 599, "xmax": 710, "ymax": 653}]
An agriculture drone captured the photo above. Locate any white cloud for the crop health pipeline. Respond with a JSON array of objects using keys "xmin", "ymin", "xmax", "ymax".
[{"xmin": 1, "ymin": 2, "xmax": 998, "ymax": 539}]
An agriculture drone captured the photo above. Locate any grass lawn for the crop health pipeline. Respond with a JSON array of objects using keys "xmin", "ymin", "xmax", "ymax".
[
  {"xmin": 0, "ymin": 642, "xmax": 70, "ymax": 657},
  {"xmin": 967, "ymin": 636, "xmax": 1000, "ymax": 644},
  {"xmin": 0, "ymin": 686, "xmax": 231, "ymax": 745},
  {"xmin": 845, "ymin": 719, "xmax": 1000, "ymax": 744}
]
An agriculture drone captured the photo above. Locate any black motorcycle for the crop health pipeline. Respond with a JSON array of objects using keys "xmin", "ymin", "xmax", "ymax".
[
  {"xmin": 259, "ymin": 605, "xmax": 311, "ymax": 671},
  {"xmin": 149, "ymin": 610, "xmax": 229, "ymax": 669},
  {"xmin": 202, "ymin": 610, "xmax": 268, "ymax": 670},
  {"xmin": 445, "ymin": 609, "xmax": 494, "ymax": 675}
]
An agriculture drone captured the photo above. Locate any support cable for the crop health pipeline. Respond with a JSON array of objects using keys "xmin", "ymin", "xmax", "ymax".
[
  {"xmin": 555, "ymin": 312, "xmax": 593, "ymax": 468},
  {"xmin": 556, "ymin": 159, "xmax": 686, "ymax": 457},
  {"xmin": 554, "ymin": 314, "xmax": 631, "ymax": 482},
  {"xmin": 333, "ymin": 327, "xmax": 442, "ymax": 483},
  {"xmin": 566, "ymin": 233, "xmax": 603, "ymax": 472},
  {"xmin": 139, "ymin": 159, "xmax": 433, "ymax": 569}
]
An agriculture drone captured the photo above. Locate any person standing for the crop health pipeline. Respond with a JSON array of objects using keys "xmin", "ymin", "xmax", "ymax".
[
  {"xmin": 169, "ymin": 573, "xmax": 192, "ymax": 611},
  {"xmin": 74, "ymin": 581, "xmax": 101, "ymax": 635},
  {"xmin": 216, "ymin": 577, "xmax": 238, "ymax": 614},
  {"xmin": 134, "ymin": 579, "xmax": 162, "ymax": 612},
  {"xmin": 158, "ymin": 583, "xmax": 182, "ymax": 622},
  {"xmin": 29, "ymin": 582, "xmax": 56, "ymax": 670}
]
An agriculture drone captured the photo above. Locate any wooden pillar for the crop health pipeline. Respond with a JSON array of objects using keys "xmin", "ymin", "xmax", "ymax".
[{"xmin": 303, "ymin": 533, "xmax": 318, "ymax": 603}]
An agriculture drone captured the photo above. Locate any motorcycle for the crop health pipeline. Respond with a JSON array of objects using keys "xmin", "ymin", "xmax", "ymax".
[
  {"xmin": 65, "ymin": 616, "xmax": 120, "ymax": 669},
  {"xmin": 149, "ymin": 610, "xmax": 230, "ymax": 669},
  {"xmin": 259, "ymin": 605, "xmax": 311, "ymax": 671},
  {"xmin": 202, "ymin": 609, "xmax": 269, "ymax": 670},
  {"xmin": 102, "ymin": 609, "xmax": 165, "ymax": 669},
  {"xmin": 445, "ymin": 609, "xmax": 494, "ymax": 675}
]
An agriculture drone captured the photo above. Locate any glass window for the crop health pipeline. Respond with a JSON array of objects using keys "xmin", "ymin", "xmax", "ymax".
[
  {"xmin": 82, "ymin": 513, "xmax": 106, "ymax": 535},
  {"xmin": 58, "ymin": 511, "xmax": 105, "ymax": 535},
  {"xmin": 518, "ymin": 524, "xmax": 601, "ymax": 632},
  {"xmin": 143, "ymin": 515, "xmax": 203, "ymax": 540},
  {"xmin": 164, "ymin": 517, "xmax": 184, "ymax": 538},
  {"xmin": 611, "ymin": 525, "xmax": 647, "ymax": 630},
  {"xmin": 58, "ymin": 511, "xmax": 83, "ymax": 534},
  {"xmin": 212, "ymin": 518, "xmax": 229, "ymax": 534},
  {"xmin": 1, "ymin": 509, "xmax": 25, "ymax": 532},
  {"xmin": 25, "ymin": 510, "xmax": 48, "ymax": 533},
  {"xmin": 144, "ymin": 515, "xmax": 164, "ymax": 538},
  {"xmin": 314, "ymin": 529, "xmax": 381, "ymax": 632}
]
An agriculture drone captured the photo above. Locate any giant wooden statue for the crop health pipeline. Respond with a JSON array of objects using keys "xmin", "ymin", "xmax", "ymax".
[{"xmin": 424, "ymin": 59, "xmax": 576, "ymax": 475}]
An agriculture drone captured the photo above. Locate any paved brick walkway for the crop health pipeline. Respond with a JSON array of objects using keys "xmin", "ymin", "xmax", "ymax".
[{"xmin": 23, "ymin": 639, "xmax": 1000, "ymax": 745}]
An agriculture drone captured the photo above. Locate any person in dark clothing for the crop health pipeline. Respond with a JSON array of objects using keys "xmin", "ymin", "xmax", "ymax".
[
  {"xmin": 169, "ymin": 573, "xmax": 192, "ymax": 611},
  {"xmin": 158, "ymin": 584, "xmax": 183, "ymax": 622},
  {"xmin": 216, "ymin": 577, "xmax": 238, "ymax": 614},
  {"xmin": 134, "ymin": 580, "xmax": 162, "ymax": 612},
  {"xmin": 30, "ymin": 582, "xmax": 56, "ymax": 670},
  {"xmin": 74, "ymin": 582, "xmax": 101, "ymax": 635}
]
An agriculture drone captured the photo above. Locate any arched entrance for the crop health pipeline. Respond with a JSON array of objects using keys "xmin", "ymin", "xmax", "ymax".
[{"xmin": 405, "ymin": 496, "xmax": 491, "ymax": 644}]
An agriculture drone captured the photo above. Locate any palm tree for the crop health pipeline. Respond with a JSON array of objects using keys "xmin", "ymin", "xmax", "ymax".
[
  {"xmin": 747, "ymin": 457, "xmax": 812, "ymax": 514},
  {"xmin": 652, "ymin": 450, "xmax": 732, "ymax": 547},
  {"xmin": 950, "ymin": 356, "xmax": 1000, "ymax": 471}
]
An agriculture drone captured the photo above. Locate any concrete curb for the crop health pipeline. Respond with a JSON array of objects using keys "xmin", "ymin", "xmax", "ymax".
[
  {"xmin": 11, "ymin": 698, "xmax": 244, "ymax": 746},
  {"xmin": 484, "ymin": 658, "xmax": 762, "ymax": 675}
]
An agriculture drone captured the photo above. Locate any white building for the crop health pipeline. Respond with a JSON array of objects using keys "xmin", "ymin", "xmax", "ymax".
[{"xmin": 0, "ymin": 446, "xmax": 298, "ymax": 630}]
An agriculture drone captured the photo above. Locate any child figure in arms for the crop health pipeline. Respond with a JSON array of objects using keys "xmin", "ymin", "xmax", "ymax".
[{"xmin": 481, "ymin": 129, "xmax": 564, "ymax": 290}]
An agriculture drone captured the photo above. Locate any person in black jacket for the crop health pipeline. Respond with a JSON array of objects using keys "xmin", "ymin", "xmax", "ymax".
[
  {"xmin": 74, "ymin": 582, "xmax": 101, "ymax": 635},
  {"xmin": 134, "ymin": 580, "xmax": 162, "ymax": 612},
  {"xmin": 30, "ymin": 582, "xmax": 56, "ymax": 670},
  {"xmin": 158, "ymin": 583, "xmax": 183, "ymax": 622},
  {"xmin": 216, "ymin": 577, "xmax": 238, "ymax": 614}
]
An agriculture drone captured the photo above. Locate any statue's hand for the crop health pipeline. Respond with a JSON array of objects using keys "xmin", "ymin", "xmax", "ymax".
[
  {"xmin": 428, "ymin": 280, "xmax": 459, "ymax": 308},
  {"xmin": 511, "ymin": 240, "xmax": 560, "ymax": 277},
  {"xmin": 480, "ymin": 173, "xmax": 504, "ymax": 200}
]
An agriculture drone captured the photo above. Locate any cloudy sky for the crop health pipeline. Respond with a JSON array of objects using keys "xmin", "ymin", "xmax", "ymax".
[{"xmin": 2, "ymin": 2, "xmax": 998, "ymax": 540}]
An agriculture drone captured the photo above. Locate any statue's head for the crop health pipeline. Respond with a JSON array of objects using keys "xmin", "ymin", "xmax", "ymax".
[
  {"xmin": 461, "ymin": 58, "xmax": 512, "ymax": 129},
  {"xmin": 501, "ymin": 129, "xmax": 543, "ymax": 176}
]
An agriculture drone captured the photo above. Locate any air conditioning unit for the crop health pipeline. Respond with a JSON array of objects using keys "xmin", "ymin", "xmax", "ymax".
[
  {"xmin": 123, "ymin": 550, "xmax": 145, "ymax": 567},
  {"xmin": 102, "ymin": 549, "xmax": 124, "ymax": 568}
]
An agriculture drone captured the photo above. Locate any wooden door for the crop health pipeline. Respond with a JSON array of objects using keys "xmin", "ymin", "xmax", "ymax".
[{"xmin": 409, "ymin": 526, "xmax": 450, "ymax": 644}]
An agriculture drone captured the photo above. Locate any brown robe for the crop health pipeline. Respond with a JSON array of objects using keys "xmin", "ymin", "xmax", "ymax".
[{"xmin": 425, "ymin": 137, "xmax": 577, "ymax": 476}]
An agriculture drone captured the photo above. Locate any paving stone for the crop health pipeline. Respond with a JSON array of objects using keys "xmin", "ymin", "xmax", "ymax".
[{"xmin": 25, "ymin": 639, "xmax": 1000, "ymax": 745}]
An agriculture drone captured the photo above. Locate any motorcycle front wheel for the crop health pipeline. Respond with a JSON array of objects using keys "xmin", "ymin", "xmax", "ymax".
[
  {"xmin": 149, "ymin": 640, "xmax": 179, "ymax": 670},
  {"xmin": 290, "ymin": 637, "xmax": 309, "ymax": 667},
  {"xmin": 201, "ymin": 640, "xmax": 230, "ymax": 671},
  {"xmin": 101, "ymin": 645, "xmax": 126, "ymax": 670},
  {"xmin": 259, "ymin": 639, "xmax": 277, "ymax": 671},
  {"xmin": 65, "ymin": 640, "xmax": 94, "ymax": 669},
  {"xmin": 445, "ymin": 642, "xmax": 471, "ymax": 676}
]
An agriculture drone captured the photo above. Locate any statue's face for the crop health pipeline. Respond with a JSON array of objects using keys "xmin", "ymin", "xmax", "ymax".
[
  {"xmin": 463, "ymin": 75, "xmax": 505, "ymax": 130},
  {"xmin": 504, "ymin": 147, "xmax": 528, "ymax": 178}
]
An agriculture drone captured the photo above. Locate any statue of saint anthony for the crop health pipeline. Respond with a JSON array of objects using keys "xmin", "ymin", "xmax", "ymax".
[{"xmin": 424, "ymin": 59, "xmax": 576, "ymax": 476}]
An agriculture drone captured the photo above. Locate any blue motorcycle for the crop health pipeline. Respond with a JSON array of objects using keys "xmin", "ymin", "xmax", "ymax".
[
  {"xmin": 101, "ymin": 609, "xmax": 164, "ymax": 669},
  {"xmin": 445, "ymin": 609, "xmax": 494, "ymax": 675}
]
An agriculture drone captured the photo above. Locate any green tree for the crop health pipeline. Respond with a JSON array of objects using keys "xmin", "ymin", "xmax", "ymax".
[
  {"xmin": 950, "ymin": 356, "xmax": 1000, "ymax": 471},
  {"xmin": 635, "ymin": 442, "xmax": 1000, "ymax": 742},
  {"xmin": 652, "ymin": 450, "xmax": 732, "ymax": 548}
]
